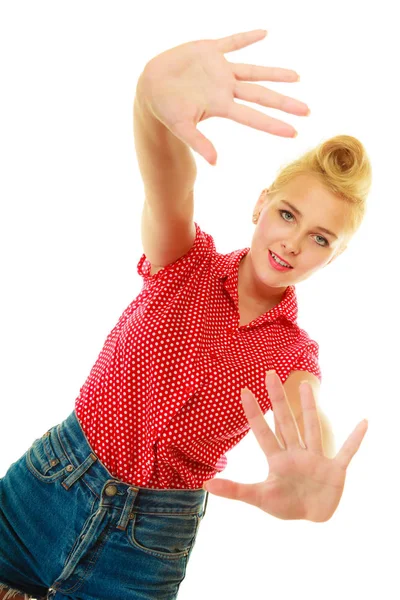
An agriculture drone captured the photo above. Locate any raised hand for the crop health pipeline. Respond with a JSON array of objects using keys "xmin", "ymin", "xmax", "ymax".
[
  {"xmin": 137, "ymin": 29, "xmax": 310, "ymax": 166},
  {"xmin": 203, "ymin": 371, "xmax": 368, "ymax": 522}
]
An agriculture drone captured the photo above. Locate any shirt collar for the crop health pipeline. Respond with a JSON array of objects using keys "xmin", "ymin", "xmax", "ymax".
[{"xmin": 211, "ymin": 246, "xmax": 298, "ymax": 325}]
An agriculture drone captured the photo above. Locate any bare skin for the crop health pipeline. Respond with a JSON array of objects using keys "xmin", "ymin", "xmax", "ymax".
[
  {"xmin": 0, "ymin": 589, "xmax": 31, "ymax": 600},
  {"xmin": 140, "ymin": 28, "xmax": 310, "ymax": 166}
]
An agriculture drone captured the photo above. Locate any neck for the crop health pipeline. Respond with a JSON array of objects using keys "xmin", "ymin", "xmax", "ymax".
[{"xmin": 238, "ymin": 252, "xmax": 287, "ymax": 310}]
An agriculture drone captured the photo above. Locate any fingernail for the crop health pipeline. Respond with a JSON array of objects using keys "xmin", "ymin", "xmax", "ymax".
[
  {"xmin": 293, "ymin": 131, "xmax": 298, "ymax": 138},
  {"xmin": 266, "ymin": 370, "xmax": 275, "ymax": 376},
  {"xmin": 296, "ymin": 74, "xmax": 301, "ymax": 82}
]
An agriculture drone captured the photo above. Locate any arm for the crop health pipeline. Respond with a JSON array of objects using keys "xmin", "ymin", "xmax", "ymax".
[
  {"xmin": 134, "ymin": 70, "xmax": 197, "ymax": 269},
  {"xmin": 133, "ymin": 32, "xmax": 305, "ymax": 269},
  {"xmin": 277, "ymin": 371, "xmax": 336, "ymax": 458}
]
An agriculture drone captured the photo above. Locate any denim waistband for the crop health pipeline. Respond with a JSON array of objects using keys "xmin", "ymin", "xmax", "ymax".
[{"xmin": 53, "ymin": 410, "xmax": 209, "ymax": 524}]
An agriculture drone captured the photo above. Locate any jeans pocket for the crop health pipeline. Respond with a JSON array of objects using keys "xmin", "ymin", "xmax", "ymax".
[
  {"xmin": 128, "ymin": 511, "xmax": 200, "ymax": 560},
  {"xmin": 26, "ymin": 424, "xmax": 67, "ymax": 483}
]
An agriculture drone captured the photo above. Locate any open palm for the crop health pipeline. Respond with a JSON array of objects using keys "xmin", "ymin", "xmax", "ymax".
[{"xmin": 203, "ymin": 371, "xmax": 368, "ymax": 522}]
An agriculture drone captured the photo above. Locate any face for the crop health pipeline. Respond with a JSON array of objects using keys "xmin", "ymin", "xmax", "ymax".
[{"xmin": 247, "ymin": 174, "xmax": 350, "ymax": 292}]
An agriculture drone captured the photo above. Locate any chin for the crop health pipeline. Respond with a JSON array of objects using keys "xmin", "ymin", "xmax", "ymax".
[{"xmin": 259, "ymin": 270, "xmax": 293, "ymax": 289}]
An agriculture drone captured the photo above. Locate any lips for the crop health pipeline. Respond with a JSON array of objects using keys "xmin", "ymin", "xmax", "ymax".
[{"xmin": 269, "ymin": 250, "xmax": 293, "ymax": 268}]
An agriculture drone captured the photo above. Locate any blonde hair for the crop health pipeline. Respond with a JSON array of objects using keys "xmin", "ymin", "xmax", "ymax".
[{"xmin": 268, "ymin": 135, "xmax": 372, "ymax": 245}]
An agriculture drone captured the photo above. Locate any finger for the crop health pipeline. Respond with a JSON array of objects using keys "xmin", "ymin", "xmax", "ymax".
[
  {"xmin": 226, "ymin": 101, "xmax": 297, "ymax": 138},
  {"xmin": 334, "ymin": 420, "xmax": 369, "ymax": 470},
  {"xmin": 265, "ymin": 371, "xmax": 301, "ymax": 449},
  {"xmin": 235, "ymin": 81, "xmax": 309, "ymax": 117},
  {"xmin": 232, "ymin": 62, "xmax": 300, "ymax": 83},
  {"xmin": 273, "ymin": 413, "xmax": 286, "ymax": 450},
  {"xmin": 173, "ymin": 120, "xmax": 218, "ymax": 166},
  {"xmin": 299, "ymin": 381, "xmax": 324, "ymax": 454},
  {"xmin": 216, "ymin": 29, "xmax": 268, "ymax": 55},
  {"xmin": 241, "ymin": 388, "xmax": 282, "ymax": 456},
  {"xmin": 203, "ymin": 477, "xmax": 263, "ymax": 509}
]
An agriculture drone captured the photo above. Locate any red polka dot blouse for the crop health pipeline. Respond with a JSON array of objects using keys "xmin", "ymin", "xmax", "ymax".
[{"xmin": 75, "ymin": 222, "xmax": 321, "ymax": 489}]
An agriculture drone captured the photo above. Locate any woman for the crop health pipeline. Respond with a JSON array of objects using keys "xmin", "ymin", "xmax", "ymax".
[{"xmin": 0, "ymin": 29, "xmax": 370, "ymax": 600}]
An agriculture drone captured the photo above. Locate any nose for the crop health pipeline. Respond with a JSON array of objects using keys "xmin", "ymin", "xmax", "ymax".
[{"xmin": 281, "ymin": 237, "xmax": 301, "ymax": 255}]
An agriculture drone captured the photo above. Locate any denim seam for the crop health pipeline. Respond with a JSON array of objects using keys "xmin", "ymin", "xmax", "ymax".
[
  {"xmin": 56, "ymin": 423, "xmax": 101, "ymax": 500},
  {"xmin": 128, "ymin": 509, "xmax": 201, "ymax": 516},
  {"xmin": 60, "ymin": 494, "xmax": 98, "ymax": 571},
  {"xmin": 127, "ymin": 513, "xmax": 199, "ymax": 560},
  {"xmin": 25, "ymin": 446, "xmax": 66, "ymax": 484},
  {"xmin": 52, "ymin": 516, "xmax": 113, "ymax": 594}
]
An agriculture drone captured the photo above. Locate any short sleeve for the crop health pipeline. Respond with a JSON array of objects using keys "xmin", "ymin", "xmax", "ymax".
[
  {"xmin": 136, "ymin": 222, "xmax": 211, "ymax": 282},
  {"xmin": 291, "ymin": 342, "xmax": 322, "ymax": 383}
]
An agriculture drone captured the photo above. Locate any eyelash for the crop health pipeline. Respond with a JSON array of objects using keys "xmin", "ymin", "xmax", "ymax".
[{"xmin": 279, "ymin": 210, "xmax": 329, "ymax": 247}]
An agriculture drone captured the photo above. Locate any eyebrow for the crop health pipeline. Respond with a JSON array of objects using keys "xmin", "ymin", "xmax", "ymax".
[{"xmin": 280, "ymin": 200, "xmax": 338, "ymax": 239}]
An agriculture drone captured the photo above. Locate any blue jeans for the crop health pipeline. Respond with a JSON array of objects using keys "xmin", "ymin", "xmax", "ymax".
[{"xmin": 0, "ymin": 410, "xmax": 209, "ymax": 599}]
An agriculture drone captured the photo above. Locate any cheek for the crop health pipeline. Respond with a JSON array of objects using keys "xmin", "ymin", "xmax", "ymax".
[
  {"xmin": 258, "ymin": 214, "xmax": 282, "ymax": 239},
  {"xmin": 305, "ymin": 252, "xmax": 331, "ymax": 272}
]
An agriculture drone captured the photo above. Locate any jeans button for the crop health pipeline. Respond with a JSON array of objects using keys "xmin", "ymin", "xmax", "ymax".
[
  {"xmin": 105, "ymin": 484, "xmax": 118, "ymax": 496},
  {"xmin": 66, "ymin": 465, "xmax": 74, "ymax": 472}
]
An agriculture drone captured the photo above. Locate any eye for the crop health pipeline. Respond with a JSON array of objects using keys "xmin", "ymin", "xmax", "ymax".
[
  {"xmin": 279, "ymin": 210, "xmax": 294, "ymax": 222},
  {"xmin": 279, "ymin": 210, "xmax": 329, "ymax": 247},
  {"xmin": 315, "ymin": 235, "xmax": 329, "ymax": 247}
]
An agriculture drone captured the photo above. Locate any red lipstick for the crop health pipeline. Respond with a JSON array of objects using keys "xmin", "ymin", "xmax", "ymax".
[{"xmin": 268, "ymin": 250, "xmax": 293, "ymax": 272}]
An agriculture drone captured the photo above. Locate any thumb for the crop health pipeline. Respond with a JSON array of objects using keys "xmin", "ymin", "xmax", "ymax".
[{"xmin": 203, "ymin": 478, "xmax": 261, "ymax": 508}]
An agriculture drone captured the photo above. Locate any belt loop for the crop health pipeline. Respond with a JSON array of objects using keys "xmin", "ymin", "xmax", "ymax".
[
  {"xmin": 116, "ymin": 487, "xmax": 139, "ymax": 531},
  {"xmin": 61, "ymin": 452, "xmax": 97, "ymax": 490}
]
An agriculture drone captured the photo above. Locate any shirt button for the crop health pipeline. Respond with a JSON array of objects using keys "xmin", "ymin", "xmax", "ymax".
[
  {"xmin": 185, "ymin": 385, "xmax": 194, "ymax": 394},
  {"xmin": 105, "ymin": 484, "xmax": 118, "ymax": 497}
]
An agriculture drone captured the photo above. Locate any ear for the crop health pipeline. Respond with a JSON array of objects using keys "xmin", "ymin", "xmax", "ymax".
[{"xmin": 255, "ymin": 188, "xmax": 271, "ymax": 212}]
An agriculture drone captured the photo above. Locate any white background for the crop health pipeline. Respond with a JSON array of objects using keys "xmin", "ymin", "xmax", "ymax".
[{"xmin": 0, "ymin": 1, "xmax": 398, "ymax": 599}]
